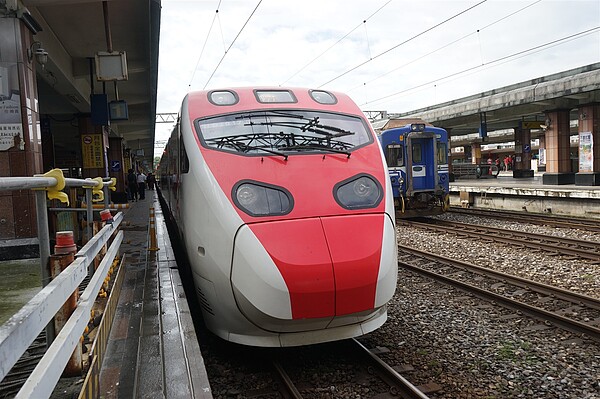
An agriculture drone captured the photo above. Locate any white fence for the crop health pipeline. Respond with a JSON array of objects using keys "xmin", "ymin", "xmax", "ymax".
[{"xmin": 0, "ymin": 169, "xmax": 123, "ymax": 398}]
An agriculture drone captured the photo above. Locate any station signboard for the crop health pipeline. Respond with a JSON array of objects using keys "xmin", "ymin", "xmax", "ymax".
[{"xmin": 82, "ymin": 134, "xmax": 105, "ymax": 168}]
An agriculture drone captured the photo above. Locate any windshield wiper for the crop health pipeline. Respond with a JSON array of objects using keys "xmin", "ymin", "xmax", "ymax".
[
  {"xmin": 247, "ymin": 120, "xmax": 355, "ymax": 139},
  {"xmin": 285, "ymin": 144, "xmax": 351, "ymax": 158},
  {"xmin": 206, "ymin": 134, "xmax": 288, "ymax": 160},
  {"xmin": 206, "ymin": 131, "xmax": 353, "ymax": 158}
]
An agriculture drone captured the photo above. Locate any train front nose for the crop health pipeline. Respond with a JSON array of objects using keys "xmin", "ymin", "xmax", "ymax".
[{"xmin": 230, "ymin": 214, "xmax": 395, "ymax": 332}]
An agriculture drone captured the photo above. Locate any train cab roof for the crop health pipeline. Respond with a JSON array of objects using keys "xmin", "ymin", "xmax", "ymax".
[{"xmin": 185, "ymin": 87, "xmax": 366, "ymax": 119}]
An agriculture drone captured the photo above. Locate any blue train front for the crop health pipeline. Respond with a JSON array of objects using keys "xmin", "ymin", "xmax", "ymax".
[{"xmin": 378, "ymin": 123, "xmax": 450, "ymax": 217}]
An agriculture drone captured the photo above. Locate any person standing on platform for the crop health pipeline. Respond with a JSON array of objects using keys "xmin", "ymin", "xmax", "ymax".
[
  {"xmin": 147, "ymin": 173, "xmax": 156, "ymax": 190},
  {"xmin": 137, "ymin": 171, "xmax": 147, "ymax": 200},
  {"xmin": 127, "ymin": 169, "xmax": 138, "ymax": 201}
]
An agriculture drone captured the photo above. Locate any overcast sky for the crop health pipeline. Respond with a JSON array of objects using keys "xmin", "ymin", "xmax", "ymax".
[{"xmin": 155, "ymin": 0, "xmax": 600, "ymax": 156}]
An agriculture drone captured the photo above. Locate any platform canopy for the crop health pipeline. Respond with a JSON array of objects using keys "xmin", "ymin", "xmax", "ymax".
[
  {"xmin": 18, "ymin": 0, "xmax": 160, "ymax": 167},
  {"xmin": 386, "ymin": 63, "xmax": 600, "ymax": 139}
]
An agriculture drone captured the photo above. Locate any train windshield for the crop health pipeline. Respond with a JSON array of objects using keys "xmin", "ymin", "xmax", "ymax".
[
  {"xmin": 385, "ymin": 144, "xmax": 404, "ymax": 167},
  {"xmin": 437, "ymin": 141, "xmax": 448, "ymax": 164},
  {"xmin": 196, "ymin": 110, "xmax": 372, "ymax": 156}
]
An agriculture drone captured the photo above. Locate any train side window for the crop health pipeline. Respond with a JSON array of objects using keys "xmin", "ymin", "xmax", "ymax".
[
  {"xmin": 180, "ymin": 140, "xmax": 189, "ymax": 173},
  {"xmin": 437, "ymin": 142, "xmax": 448, "ymax": 164},
  {"xmin": 385, "ymin": 144, "xmax": 404, "ymax": 167},
  {"xmin": 412, "ymin": 143, "xmax": 422, "ymax": 163}
]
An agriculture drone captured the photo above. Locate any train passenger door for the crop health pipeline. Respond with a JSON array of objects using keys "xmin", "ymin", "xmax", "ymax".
[{"xmin": 408, "ymin": 136, "xmax": 436, "ymax": 192}]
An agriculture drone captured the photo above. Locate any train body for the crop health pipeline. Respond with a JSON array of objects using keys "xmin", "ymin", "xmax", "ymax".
[
  {"xmin": 378, "ymin": 123, "xmax": 450, "ymax": 217},
  {"xmin": 158, "ymin": 87, "xmax": 397, "ymax": 347}
]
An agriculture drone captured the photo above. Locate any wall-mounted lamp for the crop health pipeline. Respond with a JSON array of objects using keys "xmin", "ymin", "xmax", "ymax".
[
  {"xmin": 540, "ymin": 117, "xmax": 552, "ymax": 130},
  {"xmin": 27, "ymin": 41, "xmax": 48, "ymax": 67}
]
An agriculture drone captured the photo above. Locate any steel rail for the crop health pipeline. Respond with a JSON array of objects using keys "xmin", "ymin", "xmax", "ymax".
[
  {"xmin": 351, "ymin": 339, "xmax": 431, "ymax": 399},
  {"xmin": 401, "ymin": 219, "xmax": 600, "ymax": 262},
  {"xmin": 449, "ymin": 207, "xmax": 600, "ymax": 233},
  {"xmin": 271, "ymin": 360, "xmax": 304, "ymax": 399},
  {"xmin": 397, "ymin": 253, "xmax": 600, "ymax": 342},
  {"xmin": 423, "ymin": 218, "xmax": 600, "ymax": 251},
  {"xmin": 399, "ymin": 246, "xmax": 600, "ymax": 310}
]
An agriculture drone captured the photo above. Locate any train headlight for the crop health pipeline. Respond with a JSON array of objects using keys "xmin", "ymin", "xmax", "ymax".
[
  {"xmin": 334, "ymin": 174, "xmax": 383, "ymax": 210},
  {"xmin": 233, "ymin": 181, "xmax": 293, "ymax": 216}
]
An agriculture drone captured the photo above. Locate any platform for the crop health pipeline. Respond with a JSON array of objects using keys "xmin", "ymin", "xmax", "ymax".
[
  {"xmin": 450, "ymin": 171, "xmax": 600, "ymax": 218},
  {"xmin": 99, "ymin": 191, "xmax": 212, "ymax": 398}
]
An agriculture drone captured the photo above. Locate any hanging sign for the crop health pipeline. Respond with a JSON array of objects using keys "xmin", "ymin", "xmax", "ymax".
[{"xmin": 82, "ymin": 134, "xmax": 105, "ymax": 168}]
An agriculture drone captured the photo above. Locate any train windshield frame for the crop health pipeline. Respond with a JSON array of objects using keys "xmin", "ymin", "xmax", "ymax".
[
  {"xmin": 385, "ymin": 144, "xmax": 404, "ymax": 167},
  {"xmin": 437, "ymin": 141, "xmax": 448, "ymax": 165},
  {"xmin": 195, "ymin": 110, "xmax": 373, "ymax": 157}
]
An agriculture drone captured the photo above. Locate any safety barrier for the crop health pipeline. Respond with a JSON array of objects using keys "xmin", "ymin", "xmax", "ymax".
[
  {"xmin": 452, "ymin": 162, "xmax": 500, "ymax": 179},
  {"xmin": 148, "ymin": 206, "xmax": 160, "ymax": 251},
  {"xmin": 0, "ymin": 169, "xmax": 124, "ymax": 398}
]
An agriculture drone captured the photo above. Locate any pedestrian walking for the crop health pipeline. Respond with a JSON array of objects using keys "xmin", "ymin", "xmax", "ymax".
[
  {"xmin": 127, "ymin": 169, "xmax": 138, "ymax": 201},
  {"xmin": 137, "ymin": 171, "xmax": 147, "ymax": 200},
  {"xmin": 147, "ymin": 173, "xmax": 156, "ymax": 190}
]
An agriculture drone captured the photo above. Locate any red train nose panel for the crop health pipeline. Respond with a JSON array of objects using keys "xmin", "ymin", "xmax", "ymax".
[
  {"xmin": 249, "ymin": 219, "xmax": 335, "ymax": 319},
  {"xmin": 321, "ymin": 214, "xmax": 383, "ymax": 315},
  {"xmin": 249, "ymin": 214, "xmax": 384, "ymax": 319}
]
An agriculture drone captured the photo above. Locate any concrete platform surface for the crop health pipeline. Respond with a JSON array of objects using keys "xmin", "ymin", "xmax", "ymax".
[
  {"xmin": 451, "ymin": 172, "xmax": 600, "ymax": 199},
  {"xmin": 449, "ymin": 172, "xmax": 600, "ymax": 218},
  {"xmin": 99, "ymin": 191, "xmax": 212, "ymax": 398}
]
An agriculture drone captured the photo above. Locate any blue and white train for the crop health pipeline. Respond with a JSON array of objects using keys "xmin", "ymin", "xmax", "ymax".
[{"xmin": 378, "ymin": 123, "xmax": 450, "ymax": 217}]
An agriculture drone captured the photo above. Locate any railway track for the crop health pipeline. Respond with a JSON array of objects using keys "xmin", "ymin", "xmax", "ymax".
[
  {"xmin": 401, "ymin": 218, "xmax": 600, "ymax": 262},
  {"xmin": 270, "ymin": 339, "xmax": 431, "ymax": 399},
  {"xmin": 398, "ymin": 246, "xmax": 600, "ymax": 342},
  {"xmin": 449, "ymin": 207, "xmax": 600, "ymax": 233}
]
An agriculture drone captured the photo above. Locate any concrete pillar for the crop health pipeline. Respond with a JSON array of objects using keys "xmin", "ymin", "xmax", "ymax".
[
  {"xmin": 513, "ymin": 126, "xmax": 534, "ymax": 178},
  {"xmin": 575, "ymin": 103, "xmax": 600, "ymax": 185},
  {"xmin": 542, "ymin": 109, "xmax": 574, "ymax": 185},
  {"xmin": 471, "ymin": 142, "xmax": 482, "ymax": 164},
  {"xmin": 0, "ymin": 17, "xmax": 44, "ymax": 252}
]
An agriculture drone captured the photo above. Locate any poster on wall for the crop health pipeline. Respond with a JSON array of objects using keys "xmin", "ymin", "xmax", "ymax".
[
  {"xmin": 81, "ymin": 134, "xmax": 105, "ymax": 168},
  {"xmin": 579, "ymin": 131, "xmax": 593, "ymax": 173},
  {"xmin": 0, "ymin": 64, "xmax": 24, "ymax": 151},
  {"xmin": 538, "ymin": 148, "xmax": 545, "ymax": 166}
]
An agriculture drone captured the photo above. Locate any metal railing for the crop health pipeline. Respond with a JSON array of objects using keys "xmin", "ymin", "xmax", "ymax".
[{"xmin": 0, "ymin": 169, "xmax": 123, "ymax": 398}]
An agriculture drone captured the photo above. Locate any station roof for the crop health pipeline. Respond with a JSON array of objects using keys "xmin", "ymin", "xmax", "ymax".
[
  {"xmin": 15, "ymin": 0, "xmax": 160, "ymax": 166},
  {"xmin": 382, "ymin": 63, "xmax": 600, "ymax": 138}
]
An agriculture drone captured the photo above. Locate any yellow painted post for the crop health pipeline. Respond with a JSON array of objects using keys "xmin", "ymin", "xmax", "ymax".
[{"xmin": 148, "ymin": 207, "xmax": 160, "ymax": 251}]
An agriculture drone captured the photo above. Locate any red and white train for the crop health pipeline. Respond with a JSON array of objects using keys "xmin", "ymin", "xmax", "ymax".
[{"xmin": 158, "ymin": 87, "xmax": 397, "ymax": 347}]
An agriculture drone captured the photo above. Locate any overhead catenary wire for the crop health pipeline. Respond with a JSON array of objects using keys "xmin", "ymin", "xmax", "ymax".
[
  {"xmin": 279, "ymin": 0, "xmax": 393, "ymax": 86},
  {"xmin": 346, "ymin": 0, "xmax": 542, "ymax": 93},
  {"xmin": 188, "ymin": 0, "xmax": 222, "ymax": 88},
  {"xmin": 317, "ymin": 0, "xmax": 488, "ymax": 88},
  {"xmin": 203, "ymin": 0, "xmax": 263, "ymax": 90},
  {"xmin": 360, "ymin": 26, "xmax": 600, "ymax": 107}
]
